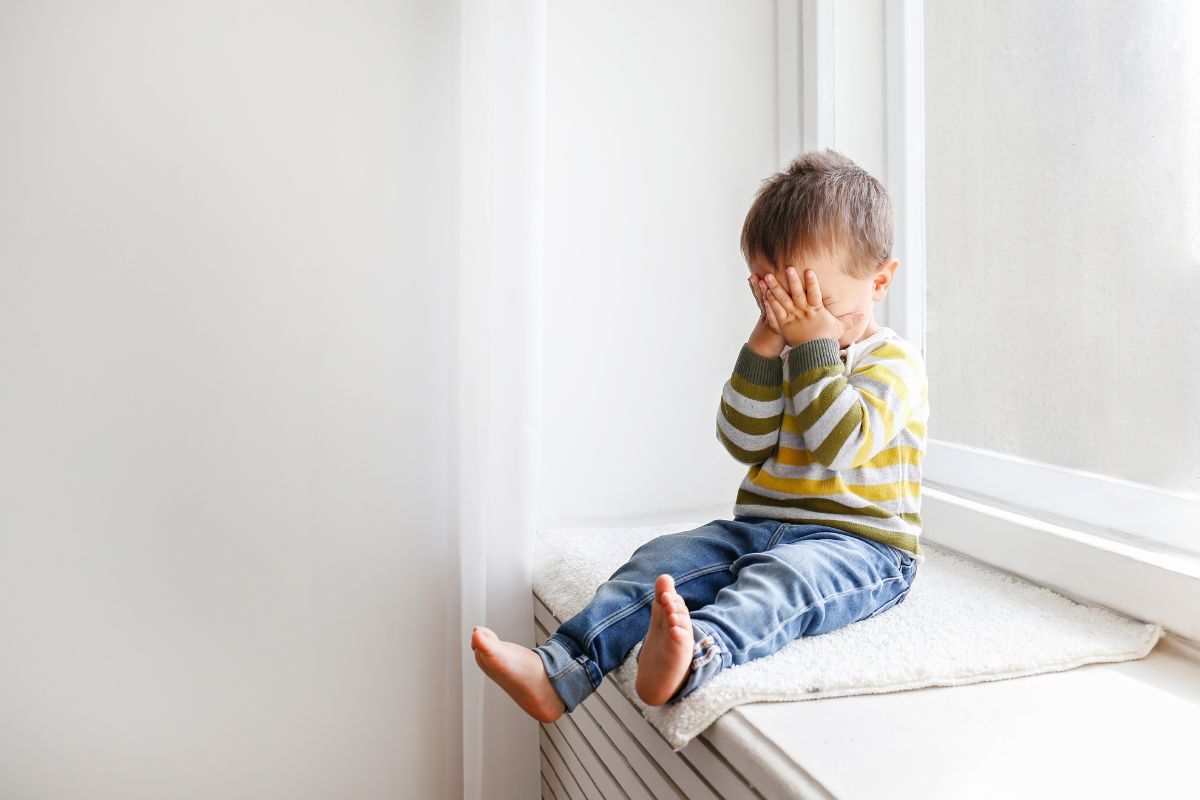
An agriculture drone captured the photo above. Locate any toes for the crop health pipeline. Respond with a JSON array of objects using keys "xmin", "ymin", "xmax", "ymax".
[
  {"xmin": 472, "ymin": 626, "xmax": 497, "ymax": 654},
  {"xmin": 649, "ymin": 587, "xmax": 666, "ymax": 620}
]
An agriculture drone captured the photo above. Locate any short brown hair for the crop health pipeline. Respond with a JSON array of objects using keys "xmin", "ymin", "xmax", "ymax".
[{"xmin": 740, "ymin": 148, "xmax": 893, "ymax": 279}]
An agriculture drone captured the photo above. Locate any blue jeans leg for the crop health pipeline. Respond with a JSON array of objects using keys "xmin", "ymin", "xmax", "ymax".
[
  {"xmin": 532, "ymin": 517, "xmax": 782, "ymax": 712},
  {"xmin": 679, "ymin": 524, "xmax": 917, "ymax": 701}
]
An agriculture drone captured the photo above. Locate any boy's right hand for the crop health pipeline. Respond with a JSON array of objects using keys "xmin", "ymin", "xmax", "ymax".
[{"xmin": 747, "ymin": 275, "xmax": 786, "ymax": 358}]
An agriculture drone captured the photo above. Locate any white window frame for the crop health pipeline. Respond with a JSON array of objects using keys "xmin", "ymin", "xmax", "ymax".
[{"xmin": 799, "ymin": 0, "xmax": 1200, "ymax": 644}]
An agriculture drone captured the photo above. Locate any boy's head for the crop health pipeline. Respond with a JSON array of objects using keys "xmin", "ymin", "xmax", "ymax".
[{"xmin": 741, "ymin": 148, "xmax": 899, "ymax": 346}]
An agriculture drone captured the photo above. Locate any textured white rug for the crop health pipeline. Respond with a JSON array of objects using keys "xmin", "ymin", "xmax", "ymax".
[{"xmin": 533, "ymin": 520, "xmax": 1165, "ymax": 751}]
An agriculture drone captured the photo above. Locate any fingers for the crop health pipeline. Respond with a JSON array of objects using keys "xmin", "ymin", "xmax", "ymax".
[
  {"xmin": 751, "ymin": 276, "xmax": 767, "ymax": 312},
  {"xmin": 747, "ymin": 276, "xmax": 761, "ymax": 310},
  {"xmin": 762, "ymin": 272, "xmax": 796, "ymax": 313},
  {"xmin": 802, "ymin": 269, "xmax": 823, "ymax": 308},
  {"xmin": 765, "ymin": 290, "xmax": 789, "ymax": 323},
  {"xmin": 763, "ymin": 292, "xmax": 782, "ymax": 332},
  {"xmin": 749, "ymin": 276, "xmax": 771, "ymax": 318},
  {"xmin": 785, "ymin": 266, "xmax": 806, "ymax": 302}
]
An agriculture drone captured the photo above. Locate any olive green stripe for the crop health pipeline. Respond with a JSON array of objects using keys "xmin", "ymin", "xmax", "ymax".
[
  {"xmin": 734, "ymin": 343, "xmax": 783, "ymax": 389},
  {"xmin": 731, "ymin": 372, "xmax": 783, "ymax": 402},
  {"xmin": 779, "ymin": 517, "xmax": 923, "ymax": 556},
  {"xmin": 792, "ymin": 375, "xmax": 847, "ymax": 433},
  {"xmin": 813, "ymin": 403, "xmax": 864, "ymax": 466},
  {"xmin": 717, "ymin": 425, "xmax": 775, "ymax": 464},
  {"xmin": 729, "ymin": 505, "xmax": 923, "ymax": 555},
  {"xmin": 784, "ymin": 364, "xmax": 844, "ymax": 398},
  {"xmin": 720, "ymin": 400, "xmax": 784, "ymax": 436},
  {"xmin": 734, "ymin": 489, "xmax": 893, "ymax": 519}
]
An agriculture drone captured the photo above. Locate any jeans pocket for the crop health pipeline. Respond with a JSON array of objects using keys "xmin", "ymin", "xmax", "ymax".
[{"xmin": 863, "ymin": 581, "xmax": 911, "ymax": 620}]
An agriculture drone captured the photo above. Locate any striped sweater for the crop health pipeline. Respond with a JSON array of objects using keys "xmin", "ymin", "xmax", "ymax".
[{"xmin": 715, "ymin": 326, "xmax": 929, "ymax": 564}]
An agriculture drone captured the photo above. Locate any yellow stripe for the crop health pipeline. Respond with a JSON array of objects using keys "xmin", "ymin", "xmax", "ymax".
[
  {"xmin": 775, "ymin": 444, "xmax": 922, "ymax": 469},
  {"xmin": 747, "ymin": 468, "xmax": 921, "ymax": 502},
  {"xmin": 858, "ymin": 363, "xmax": 912, "ymax": 406},
  {"xmin": 850, "ymin": 341, "xmax": 917, "ymax": 373},
  {"xmin": 852, "ymin": 424, "xmax": 875, "ymax": 465},
  {"xmin": 773, "ymin": 442, "xmax": 818, "ymax": 466}
]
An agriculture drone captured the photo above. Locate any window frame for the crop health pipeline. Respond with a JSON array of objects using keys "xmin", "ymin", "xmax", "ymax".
[{"xmin": 795, "ymin": 0, "xmax": 1200, "ymax": 637}]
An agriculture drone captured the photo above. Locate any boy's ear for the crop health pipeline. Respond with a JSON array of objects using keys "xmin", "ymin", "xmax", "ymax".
[{"xmin": 872, "ymin": 258, "xmax": 899, "ymax": 301}]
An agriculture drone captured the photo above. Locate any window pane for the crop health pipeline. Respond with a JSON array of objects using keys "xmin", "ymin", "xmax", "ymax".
[{"xmin": 924, "ymin": 0, "xmax": 1200, "ymax": 496}]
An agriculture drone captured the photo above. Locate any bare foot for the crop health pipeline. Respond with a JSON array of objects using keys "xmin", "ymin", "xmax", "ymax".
[
  {"xmin": 635, "ymin": 574, "xmax": 694, "ymax": 706},
  {"xmin": 471, "ymin": 626, "xmax": 566, "ymax": 724}
]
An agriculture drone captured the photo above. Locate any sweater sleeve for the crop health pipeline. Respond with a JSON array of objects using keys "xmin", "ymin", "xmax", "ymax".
[
  {"xmin": 715, "ymin": 343, "xmax": 785, "ymax": 465},
  {"xmin": 786, "ymin": 337, "xmax": 926, "ymax": 470}
]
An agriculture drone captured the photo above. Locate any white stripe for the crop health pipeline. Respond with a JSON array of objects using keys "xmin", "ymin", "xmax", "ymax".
[
  {"xmin": 804, "ymin": 386, "xmax": 858, "ymax": 450},
  {"xmin": 768, "ymin": 460, "xmax": 916, "ymax": 484},
  {"xmin": 722, "ymin": 381, "xmax": 785, "ymax": 418},
  {"xmin": 891, "ymin": 425, "xmax": 926, "ymax": 452},
  {"xmin": 740, "ymin": 478, "xmax": 877, "ymax": 507},
  {"xmin": 766, "ymin": 458, "xmax": 923, "ymax": 485},
  {"xmin": 788, "ymin": 369, "xmax": 842, "ymax": 413},
  {"xmin": 830, "ymin": 425, "xmax": 865, "ymax": 469}
]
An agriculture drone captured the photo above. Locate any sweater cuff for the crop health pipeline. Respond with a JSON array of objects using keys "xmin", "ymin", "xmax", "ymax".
[
  {"xmin": 786, "ymin": 338, "xmax": 843, "ymax": 375},
  {"xmin": 735, "ymin": 343, "xmax": 783, "ymax": 387}
]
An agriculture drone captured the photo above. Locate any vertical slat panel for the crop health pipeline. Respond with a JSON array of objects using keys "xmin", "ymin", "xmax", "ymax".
[
  {"xmin": 544, "ymin": 722, "xmax": 604, "ymax": 800},
  {"xmin": 577, "ymin": 684, "xmax": 685, "ymax": 797},
  {"xmin": 593, "ymin": 680, "xmax": 721, "ymax": 799},
  {"xmin": 551, "ymin": 712, "xmax": 630, "ymax": 799},
  {"xmin": 572, "ymin": 700, "xmax": 658, "ymax": 800},
  {"xmin": 540, "ymin": 742, "xmax": 571, "ymax": 800},
  {"xmin": 541, "ymin": 726, "xmax": 588, "ymax": 800}
]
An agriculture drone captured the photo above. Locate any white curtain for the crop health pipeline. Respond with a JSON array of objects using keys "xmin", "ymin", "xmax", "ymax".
[{"xmin": 455, "ymin": 2, "xmax": 546, "ymax": 799}]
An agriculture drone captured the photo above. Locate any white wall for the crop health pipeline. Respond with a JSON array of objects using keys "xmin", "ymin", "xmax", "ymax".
[
  {"xmin": 0, "ymin": 2, "xmax": 458, "ymax": 798},
  {"xmin": 540, "ymin": 0, "xmax": 782, "ymax": 524}
]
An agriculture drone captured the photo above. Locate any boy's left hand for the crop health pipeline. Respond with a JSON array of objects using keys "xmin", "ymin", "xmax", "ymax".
[{"xmin": 762, "ymin": 267, "xmax": 865, "ymax": 347}]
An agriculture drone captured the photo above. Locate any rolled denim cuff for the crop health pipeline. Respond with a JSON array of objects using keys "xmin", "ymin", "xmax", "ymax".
[
  {"xmin": 532, "ymin": 633, "xmax": 599, "ymax": 713},
  {"xmin": 671, "ymin": 620, "xmax": 730, "ymax": 703}
]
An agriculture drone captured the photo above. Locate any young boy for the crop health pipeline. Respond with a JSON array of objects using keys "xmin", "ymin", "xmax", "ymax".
[{"xmin": 471, "ymin": 148, "xmax": 928, "ymax": 723}]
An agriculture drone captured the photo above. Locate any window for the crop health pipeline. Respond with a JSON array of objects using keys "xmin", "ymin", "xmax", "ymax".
[{"xmin": 920, "ymin": 0, "xmax": 1200, "ymax": 555}]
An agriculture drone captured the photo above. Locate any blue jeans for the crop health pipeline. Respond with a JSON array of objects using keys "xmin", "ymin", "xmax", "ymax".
[{"xmin": 533, "ymin": 516, "xmax": 918, "ymax": 712}]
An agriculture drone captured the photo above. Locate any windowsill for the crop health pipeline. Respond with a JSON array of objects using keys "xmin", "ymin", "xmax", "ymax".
[{"xmin": 921, "ymin": 485, "xmax": 1200, "ymax": 646}]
